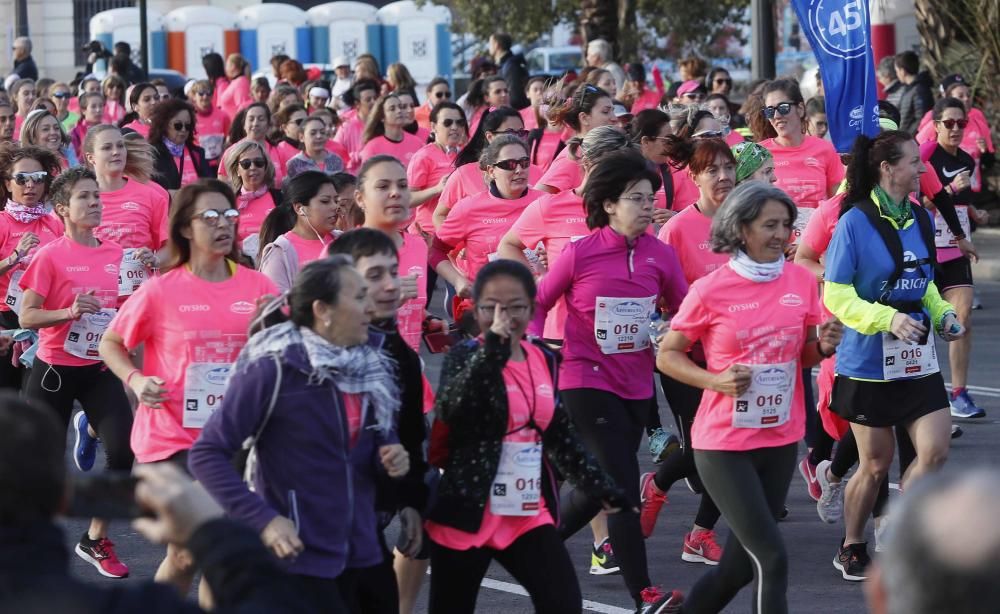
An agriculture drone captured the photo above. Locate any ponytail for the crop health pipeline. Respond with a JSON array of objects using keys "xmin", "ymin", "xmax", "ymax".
[
  {"xmin": 548, "ymin": 83, "xmax": 611, "ymax": 132},
  {"xmin": 660, "ymin": 134, "xmax": 696, "ymax": 170},
  {"xmin": 257, "ymin": 203, "xmax": 296, "ymax": 253},
  {"xmin": 843, "ymin": 130, "xmax": 913, "ymax": 215}
]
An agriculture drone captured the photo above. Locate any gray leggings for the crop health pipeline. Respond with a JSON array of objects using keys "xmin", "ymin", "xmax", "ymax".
[{"xmin": 683, "ymin": 443, "xmax": 797, "ymax": 614}]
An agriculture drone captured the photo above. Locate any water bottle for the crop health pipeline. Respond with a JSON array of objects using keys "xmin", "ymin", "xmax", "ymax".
[{"xmin": 648, "ymin": 312, "xmax": 664, "ymax": 354}]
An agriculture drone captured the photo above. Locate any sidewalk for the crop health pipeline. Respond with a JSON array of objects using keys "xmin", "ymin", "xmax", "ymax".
[{"xmin": 972, "ymin": 228, "xmax": 1000, "ymax": 281}]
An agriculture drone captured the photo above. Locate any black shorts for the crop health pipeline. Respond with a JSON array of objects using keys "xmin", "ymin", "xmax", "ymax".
[
  {"xmin": 149, "ymin": 449, "xmax": 192, "ymax": 477},
  {"xmin": 936, "ymin": 257, "xmax": 973, "ymax": 292},
  {"xmin": 829, "ymin": 373, "xmax": 949, "ymax": 427}
]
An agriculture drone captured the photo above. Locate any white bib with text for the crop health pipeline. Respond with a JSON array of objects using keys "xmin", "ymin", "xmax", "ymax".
[{"xmin": 733, "ymin": 361, "xmax": 796, "ymax": 429}]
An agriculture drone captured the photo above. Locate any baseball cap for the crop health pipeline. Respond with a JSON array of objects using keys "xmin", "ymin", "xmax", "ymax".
[
  {"xmin": 333, "ymin": 56, "xmax": 349, "ymax": 69},
  {"xmin": 939, "ymin": 73, "xmax": 966, "ymax": 95},
  {"xmin": 677, "ymin": 80, "xmax": 703, "ymax": 97}
]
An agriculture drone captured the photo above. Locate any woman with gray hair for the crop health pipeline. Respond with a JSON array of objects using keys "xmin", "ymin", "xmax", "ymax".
[{"xmin": 656, "ymin": 180, "xmax": 843, "ymax": 613}]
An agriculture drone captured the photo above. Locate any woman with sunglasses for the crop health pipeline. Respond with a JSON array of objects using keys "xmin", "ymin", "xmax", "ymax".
[
  {"xmin": 101, "ymin": 179, "xmax": 276, "ymax": 597},
  {"xmin": 119, "ymin": 83, "xmax": 159, "ymax": 140},
  {"xmin": 101, "ymin": 75, "xmax": 127, "ymax": 126},
  {"xmin": 220, "ymin": 103, "xmax": 285, "ymax": 187},
  {"xmin": 20, "ymin": 109, "xmax": 79, "ymax": 170},
  {"xmin": 150, "ymin": 99, "xmax": 211, "ymax": 192},
  {"xmin": 223, "ymin": 140, "xmax": 280, "ymax": 264},
  {"xmin": 360, "ymin": 93, "xmax": 425, "ymax": 169},
  {"xmin": 407, "ymin": 102, "xmax": 467, "ymax": 236},
  {"xmin": 431, "ymin": 135, "xmax": 543, "ymax": 300},
  {"xmin": 673, "ymin": 81, "xmax": 707, "ymax": 106},
  {"xmin": 272, "ymin": 104, "xmax": 308, "ymax": 170},
  {"xmin": 284, "ymin": 115, "xmax": 344, "ymax": 183},
  {"xmin": 20, "ymin": 167, "xmax": 134, "ymax": 580},
  {"xmin": 191, "ymin": 80, "xmax": 231, "ymax": 174},
  {"xmin": 49, "ymin": 82, "xmax": 79, "ymax": 132},
  {"xmin": 760, "ymin": 79, "xmax": 844, "ymax": 240},
  {"xmin": 258, "ymin": 171, "xmax": 340, "ymax": 293},
  {"xmin": 415, "ymin": 78, "xmax": 452, "ymax": 130},
  {"xmin": 535, "ymin": 84, "xmax": 615, "ymax": 194}
]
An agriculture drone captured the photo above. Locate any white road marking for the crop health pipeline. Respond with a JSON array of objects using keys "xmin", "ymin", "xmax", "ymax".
[{"xmin": 480, "ymin": 578, "xmax": 633, "ymax": 614}]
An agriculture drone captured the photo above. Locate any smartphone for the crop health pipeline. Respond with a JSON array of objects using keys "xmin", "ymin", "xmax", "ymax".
[
  {"xmin": 67, "ymin": 472, "xmax": 146, "ymax": 519},
  {"xmin": 422, "ymin": 329, "xmax": 464, "ymax": 354}
]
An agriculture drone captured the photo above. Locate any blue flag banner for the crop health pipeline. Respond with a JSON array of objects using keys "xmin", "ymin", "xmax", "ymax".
[{"xmin": 790, "ymin": 0, "xmax": 881, "ymax": 152}]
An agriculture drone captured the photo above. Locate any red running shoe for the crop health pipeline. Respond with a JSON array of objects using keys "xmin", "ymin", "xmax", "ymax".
[
  {"xmin": 639, "ymin": 472, "xmax": 668, "ymax": 538},
  {"xmin": 798, "ymin": 455, "xmax": 822, "ymax": 502},
  {"xmin": 75, "ymin": 534, "xmax": 129, "ymax": 578},
  {"xmin": 638, "ymin": 586, "xmax": 684, "ymax": 613},
  {"xmin": 681, "ymin": 529, "xmax": 722, "ymax": 566}
]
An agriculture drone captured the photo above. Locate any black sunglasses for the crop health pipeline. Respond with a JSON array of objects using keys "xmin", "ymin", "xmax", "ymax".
[
  {"xmin": 440, "ymin": 118, "xmax": 466, "ymax": 128},
  {"xmin": 51, "ymin": 92, "xmax": 72, "ymax": 99},
  {"xmin": 763, "ymin": 102, "xmax": 797, "ymax": 119},
  {"xmin": 713, "ymin": 78, "xmax": 732, "ymax": 86},
  {"xmin": 238, "ymin": 158, "xmax": 267, "ymax": 170},
  {"xmin": 938, "ymin": 118, "xmax": 969, "ymax": 130},
  {"xmin": 434, "ymin": 91, "xmax": 452, "ymax": 99},
  {"xmin": 493, "ymin": 156, "xmax": 530, "ymax": 171},
  {"xmin": 172, "ymin": 121, "xmax": 193, "ymax": 132}
]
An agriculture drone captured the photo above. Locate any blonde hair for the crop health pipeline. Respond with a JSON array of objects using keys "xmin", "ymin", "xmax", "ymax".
[
  {"xmin": 19, "ymin": 109, "xmax": 70, "ymax": 149},
  {"xmin": 122, "ymin": 132, "xmax": 157, "ymax": 182},
  {"xmin": 224, "ymin": 140, "xmax": 275, "ymax": 192}
]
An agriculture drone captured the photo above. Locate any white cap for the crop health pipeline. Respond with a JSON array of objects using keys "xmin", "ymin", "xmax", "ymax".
[
  {"xmin": 183, "ymin": 79, "xmax": 196, "ymax": 97},
  {"xmin": 333, "ymin": 56, "xmax": 349, "ymax": 69}
]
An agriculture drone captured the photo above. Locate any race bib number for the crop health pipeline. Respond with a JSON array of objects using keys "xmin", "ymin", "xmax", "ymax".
[
  {"xmin": 5, "ymin": 270, "xmax": 24, "ymax": 314},
  {"xmin": 201, "ymin": 134, "xmax": 224, "ymax": 160},
  {"xmin": 881, "ymin": 334, "xmax": 939, "ymax": 380},
  {"xmin": 490, "ymin": 441, "xmax": 542, "ymax": 516},
  {"xmin": 183, "ymin": 362, "xmax": 232, "ymax": 428},
  {"xmin": 118, "ymin": 248, "xmax": 147, "ymax": 297},
  {"xmin": 934, "ymin": 205, "xmax": 971, "ymax": 249},
  {"xmin": 594, "ymin": 295, "xmax": 656, "ymax": 354},
  {"xmin": 733, "ymin": 361, "xmax": 796, "ymax": 429},
  {"xmin": 791, "ymin": 207, "xmax": 815, "ymax": 246},
  {"xmin": 64, "ymin": 308, "xmax": 117, "ymax": 360}
]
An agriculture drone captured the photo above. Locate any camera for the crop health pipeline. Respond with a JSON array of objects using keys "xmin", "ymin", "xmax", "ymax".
[{"xmin": 82, "ymin": 40, "xmax": 113, "ymax": 61}]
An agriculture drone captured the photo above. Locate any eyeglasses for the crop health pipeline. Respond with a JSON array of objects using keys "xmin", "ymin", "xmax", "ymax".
[
  {"xmin": 172, "ymin": 121, "xmax": 193, "ymax": 132},
  {"xmin": 439, "ymin": 118, "xmax": 467, "ymax": 128},
  {"xmin": 682, "ymin": 93, "xmax": 705, "ymax": 101},
  {"xmin": 713, "ymin": 78, "xmax": 732, "ymax": 86},
  {"xmin": 493, "ymin": 156, "xmax": 530, "ymax": 171},
  {"xmin": 693, "ymin": 130, "xmax": 724, "ymax": 139},
  {"xmin": 193, "ymin": 208, "xmax": 240, "ymax": 226},
  {"xmin": 238, "ymin": 158, "xmax": 267, "ymax": 170},
  {"xmin": 937, "ymin": 118, "xmax": 969, "ymax": 130},
  {"xmin": 476, "ymin": 304, "xmax": 531, "ymax": 318},
  {"xmin": 619, "ymin": 194, "xmax": 656, "ymax": 206},
  {"xmin": 51, "ymin": 92, "xmax": 72, "ymax": 99},
  {"xmin": 9, "ymin": 171, "xmax": 47, "ymax": 186},
  {"xmin": 492, "ymin": 128, "xmax": 529, "ymax": 140},
  {"xmin": 434, "ymin": 91, "xmax": 452, "ymax": 99},
  {"xmin": 763, "ymin": 102, "xmax": 797, "ymax": 119},
  {"xmin": 194, "ymin": 90, "xmax": 211, "ymax": 97}
]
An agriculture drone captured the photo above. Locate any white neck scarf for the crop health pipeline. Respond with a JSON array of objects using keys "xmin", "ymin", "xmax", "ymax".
[{"xmin": 729, "ymin": 249, "xmax": 784, "ymax": 283}]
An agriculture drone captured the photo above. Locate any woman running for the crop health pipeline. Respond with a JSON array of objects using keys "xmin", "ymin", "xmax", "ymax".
[
  {"xmin": 149, "ymin": 99, "xmax": 212, "ymax": 191},
  {"xmin": 222, "ymin": 140, "xmax": 280, "ymax": 264},
  {"xmin": 119, "ymin": 82, "xmax": 159, "ymax": 139},
  {"xmin": 359, "ymin": 93, "xmax": 425, "ymax": 168},
  {"xmin": 535, "ymin": 84, "xmax": 615, "ymax": 194},
  {"xmin": 407, "ymin": 102, "xmax": 467, "ymax": 236}
]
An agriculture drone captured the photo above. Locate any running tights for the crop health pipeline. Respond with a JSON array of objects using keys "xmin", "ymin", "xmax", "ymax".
[
  {"xmin": 653, "ymin": 372, "xmax": 720, "ymax": 530},
  {"xmin": 684, "ymin": 443, "xmax": 797, "ymax": 614},
  {"xmin": 339, "ymin": 535, "xmax": 398, "ymax": 614},
  {"xmin": 558, "ymin": 388, "xmax": 650, "ymax": 605},
  {"xmin": 428, "ymin": 524, "xmax": 581, "ymax": 614},
  {"xmin": 25, "ymin": 358, "xmax": 133, "ymax": 471}
]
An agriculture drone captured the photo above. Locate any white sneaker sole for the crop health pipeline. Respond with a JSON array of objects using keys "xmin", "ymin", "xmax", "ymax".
[
  {"xmin": 681, "ymin": 551, "xmax": 719, "ymax": 566},
  {"xmin": 589, "ymin": 564, "xmax": 620, "ymax": 575},
  {"xmin": 832, "ymin": 556, "xmax": 866, "ymax": 582},
  {"xmin": 72, "ymin": 412, "xmax": 89, "ymax": 472},
  {"xmin": 75, "ymin": 543, "xmax": 128, "ymax": 579}
]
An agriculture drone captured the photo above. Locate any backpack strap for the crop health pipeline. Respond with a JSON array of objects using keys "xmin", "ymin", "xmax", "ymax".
[
  {"xmin": 241, "ymin": 353, "xmax": 283, "ymax": 488},
  {"xmin": 854, "ymin": 198, "xmax": 936, "ymax": 303}
]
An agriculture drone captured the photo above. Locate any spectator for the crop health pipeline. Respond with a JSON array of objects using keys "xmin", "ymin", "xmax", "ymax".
[
  {"xmin": 865, "ymin": 468, "xmax": 1000, "ymax": 614},
  {"xmin": 9, "ymin": 37, "xmax": 37, "ymax": 82},
  {"xmin": 330, "ymin": 56, "xmax": 353, "ymax": 108},
  {"xmin": 894, "ymin": 51, "xmax": 934, "ymax": 135},
  {"xmin": 112, "ymin": 41, "xmax": 145, "ymax": 85},
  {"xmin": 0, "ymin": 393, "xmax": 316, "ymax": 613},
  {"xmin": 705, "ymin": 67, "xmax": 733, "ymax": 98},
  {"xmin": 877, "ymin": 55, "xmax": 903, "ymax": 109},
  {"xmin": 585, "ymin": 39, "xmax": 626, "ymax": 92},
  {"xmin": 490, "ymin": 33, "xmax": 529, "ymax": 109}
]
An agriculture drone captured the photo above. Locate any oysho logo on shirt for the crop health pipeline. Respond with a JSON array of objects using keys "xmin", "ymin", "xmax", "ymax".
[
  {"xmin": 728, "ymin": 302, "xmax": 760, "ymax": 312},
  {"xmin": 480, "ymin": 218, "xmax": 508, "ymax": 225},
  {"xmin": 120, "ymin": 201, "xmax": 140, "ymax": 211},
  {"xmin": 779, "ymin": 293, "xmax": 803, "ymax": 307},
  {"xmin": 179, "ymin": 304, "xmax": 211, "ymax": 313},
  {"xmin": 774, "ymin": 160, "xmax": 790, "ymax": 167},
  {"xmin": 230, "ymin": 300, "xmax": 255, "ymax": 315},
  {"xmin": 565, "ymin": 217, "xmax": 585, "ymax": 224},
  {"xmin": 65, "ymin": 265, "xmax": 90, "ymax": 273}
]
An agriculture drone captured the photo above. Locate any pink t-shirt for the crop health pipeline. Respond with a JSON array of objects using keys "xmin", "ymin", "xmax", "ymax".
[
  {"xmin": 359, "ymin": 133, "xmax": 425, "ymax": 169},
  {"xmin": 761, "ymin": 135, "xmax": 844, "ymax": 210},
  {"xmin": 195, "ymin": 107, "xmax": 231, "ymax": 161},
  {"xmin": 0, "ymin": 212, "xmax": 63, "ymax": 313},
  {"xmin": 520, "ymin": 107, "xmax": 539, "ymax": 131},
  {"xmin": 439, "ymin": 162, "xmax": 545, "ymax": 214},
  {"xmin": 219, "ymin": 76, "xmax": 252, "ymax": 123},
  {"xmin": 407, "ymin": 143, "xmax": 457, "ymax": 233},
  {"xmin": 396, "ymin": 232, "xmax": 428, "ymax": 352},
  {"xmin": 533, "ymin": 130, "xmax": 562, "ymax": 170},
  {"xmin": 333, "ymin": 117, "xmax": 365, "ymax": 173},
  {"xmin": 19, "ymin": 236, "xmax": 122, "ymax": 367},
  {"xmin": 425, "ymin": 341, "xmax": 555, "ymax": 550},
  {"xmin": 535, "ymin": 154, "xmax": 583, "ymax": 193},
  {"xmin": 95, "ymin": 178, "xmax": 170, "ymax": 250},
  {"xmin": 175, "ymin": 148, "xmax": 201, "ymax": 187},
  {"xmin": 509, "ymin": 190, "xmax": 589, "ymax": 339},
  {"xmin": 219, "ymin": 140, "xmax": 285, "ymax": 187},
  {"xmin": 103, "ymin": 100, "xmax": 125, "ymax": 126},
  {"xmin": 437, "ymin": 188, "xmax": 544, "ymax": 281},
  {"xmin": 670, "ymin": 168, "xmax": 700, "ymax": 212},
  {"xmin": 630, "ymin": 89, "xmax": 661, "ymax": 114},
  {"xmin": 670, "ymin": 263, "xmax": 823, "ymax": 451},
  {"xmin": 800, "ymin": 193, "xmax": 845, "ymax": 257},
  {"xmin": 657, "ymin": 206, "xmax": 727, "ymax": 285},
  {"xmin": 236, "ymin": 190, "xmax": 276, "ymax": 242},
  {"xmin": 108, "ymin": 264, "xmax": 277, "ymax": 462},
  {"xmin": 121, "ymin": 121, "xmax": 150, "ymax": 139},
  {"xmin": 275, "ymin": 140, "xmax": 300, "ymax": 171},
  {"xmin": 283, "ymin": 230, "xmax": 330, "ymax": 266}
]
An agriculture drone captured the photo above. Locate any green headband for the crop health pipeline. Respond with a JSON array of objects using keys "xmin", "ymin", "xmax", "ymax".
[{"xmin": 731, "ymin": 142, "xmax": 773, "ymax": 183}]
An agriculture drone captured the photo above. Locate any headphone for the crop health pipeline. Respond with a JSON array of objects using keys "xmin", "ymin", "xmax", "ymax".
[{"xmin": 705, "ymin": 67, "xmax": 726, "ymax": 91}]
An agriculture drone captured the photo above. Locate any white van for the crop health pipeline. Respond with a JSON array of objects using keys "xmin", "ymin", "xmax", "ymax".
[{"xmin": 525, "ymin": 46, "xmax": 582, "ymax": 76}]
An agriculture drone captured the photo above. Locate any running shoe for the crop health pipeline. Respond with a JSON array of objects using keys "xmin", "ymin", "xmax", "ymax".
[
  {"xmin": 798, "ymin": 455, "xmax": 822, "ymax": 502},
  {"xmin": 833, "ymin": 541, "xmax": 870, "ymax": 582},
  {"xmin": 75, "ymin": 533, "xmax": 129, "ymax": 578},
  {"xmin": 73, "ymin": 411, "xmax": 99, "ymax": 472},
  {"xmin": 815, "ymin": 459, "xmax": 844, "ymax": 524},
  {"xmin": 589, "ymin": 538, "xmax": 620, "ymax": 575},
  {"xmin": 648, "ymin": 428, "xmax": 680, "ymax": 464},
  {"xmin": 637, "ymin": 587, "xmax": 683, "ymax": 614},
  {"xmin": 950, "ymin": 390, "xmax": 986, "ymax": 419},
  {"xmin": 874, "ymin": 517, "xmax": 889, "ymax": 553},
  {"xmin": 640, "ymin": 472, "xmax": 668, "ymax": 538},
  {"xmin": 681, "ymin": 530, "xmax": 722, "ymax": 566},
  {"xmin": 972, "ymin": 290, "xmax": 982, "ymax": 310},
  {"xmin": 952, "ymin": 424, "xmax": 964, "ymax": 439}
]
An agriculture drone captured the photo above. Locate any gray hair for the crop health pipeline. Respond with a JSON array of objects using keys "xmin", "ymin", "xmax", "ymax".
[
  {"xmin": 568, "ymin": 125, "xmax": 635, "ymax": 165},
  {"xmin": 478, "ymin": 134, "xmax": 528, "ymax": 169},
  {"xmin": 13, "ymin": 37, "xmax": 31, "ymax": 53},
  {"xmin": 876, "ymin": 56, "xmax": 896, "ymax": 80},
  {"xmin": 587, "ymin": 39, "xmax": 612, "ymax": 62},
  {"xmin": 879, "ymin": 468, "xmax": 1000, "ymax": 614},
  {"xmin": 710, "ymin": 181, "xmax": 797, "ymax": 254}
]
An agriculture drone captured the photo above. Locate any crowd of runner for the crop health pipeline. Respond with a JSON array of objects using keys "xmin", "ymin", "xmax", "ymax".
[{"xmin": 0, "ymin": 31, "xmax": 995, "ymax": 614}]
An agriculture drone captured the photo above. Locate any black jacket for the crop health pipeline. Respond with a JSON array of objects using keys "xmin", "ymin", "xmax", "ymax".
[
  {"xmin": 152, "ymin": 141, "xmax": 212, "ymax": 190},
  {"xmin": 0, "ymin": 519, "xmax": 316, "ymax": 614},
  {"xmin": 498, "ymin": 51, "xmax": 530, "ymax": 110},
  {"xmin": 427, "ymin": 333, "xmax": 619, "ymax": 533},
  {"xmin": 12, "ymin": 55, "xmax": 37, "ymax": 81},
  {"xmin": 897, "ymin": 73, "xmax": 934, "ymax": 136}
]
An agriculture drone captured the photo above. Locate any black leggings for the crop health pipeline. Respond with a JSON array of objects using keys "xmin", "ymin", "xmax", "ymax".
[
  {"xmin": 25, "ymin": 358, "xmax": 133, "ymax": 471},
  {"xmin": 558, "ymin": 388, "xmax": 650, "ymax": 605},
  {"xmin": 428, "ymin": 524, "xmax": 581, "ymax": 614},
  {"xmin": 829, "ymin": 425, "xmax": 916, "ymax": 518},
  {"xmin": 802, "ymin": 368, "xmax": 819, "ymax": 448},
  {"xmin": 653, "ymin": 372, "xmax": 720, "ymax": 529},
  {"xmin": 0, "ymin": 310, "xmax": 26, "ymax": 391},
  {"xmin": 685, "ymin": 443, "xmax": 797, "ymax": 614},
  {"xmin": 339, "ymin": 534, "xmax": 398, "ymax": 614},
  {"xmin": 290, "ymin": 574, "xmax": 349, "ymax": 614}
]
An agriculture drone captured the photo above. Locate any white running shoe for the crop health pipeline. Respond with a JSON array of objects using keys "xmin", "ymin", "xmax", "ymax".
[{"xmin": 816, "ymin": 459, "xmax": 844, "ymax": 524}]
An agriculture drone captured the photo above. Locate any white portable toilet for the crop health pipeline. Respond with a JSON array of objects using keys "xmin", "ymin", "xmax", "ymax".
[
  {"xmin": 377, "ymin": 1, "xmax": 453, "ymax": 88},
  {"xmin": 307, "ymin": 2, "xmax": 381, "ymax": 68},
  {"xmin": 238, "ymin": 4, "xmax": 312, "ymax": 73},
  {"xmin": 89, "ymin": 8, "xmax": 167, "ymax": 71},
  {"xmin": 164, "ymin": 6, "xmax": 240, "ymax": 79}
]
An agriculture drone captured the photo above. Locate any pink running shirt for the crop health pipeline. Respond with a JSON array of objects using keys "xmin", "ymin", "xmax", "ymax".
[
  {"xmin": 761, "ymin": 135, "xmax": 844, "ymax": 210},
  {"xmin": 657, "ymin": 205, "xmax": 728, "ymax": 285},
  {"xmin": 359, "ymin": 133, "xmax": 425, "ymax": 169},
  {"xmin": 95, "ymin": 178, "xmax": 170, "ymax": 250},
  {"xmin": 407, "ymin": 143, "xmax": 457, "ymax": 233},
  {"xmin": 0, "ymin": 212, "xmax": 63, "ymax": 313}
]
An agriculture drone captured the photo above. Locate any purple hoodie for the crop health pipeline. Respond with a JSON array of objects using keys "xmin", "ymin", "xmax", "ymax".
[{"xmin": 530, "ymin": 225, "xmax": 687, "ymax": 399}]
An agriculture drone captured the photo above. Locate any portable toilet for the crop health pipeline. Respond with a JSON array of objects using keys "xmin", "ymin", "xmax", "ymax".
[
  {"xmin": 377, "ymin": 1, "xmax": 452, "ymax": 88},
  {"xmin": 238, "ymin": 4, "xmax": 312, "ymax": 73},
  {"xmin": 89, "ymin": 8, "xmax": 168, "ymax": 72},
  {"xmin": 164, "ymin": 6, "xmax": 240, "ymax": 79},
  {"xmin": 307, "ymin": 2, "xmax": 381, "ymax": 68}
]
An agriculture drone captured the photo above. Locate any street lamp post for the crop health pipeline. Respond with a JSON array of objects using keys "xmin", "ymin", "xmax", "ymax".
[
  {"xmin": 752, "ymin": 0, "xmax": 776, "ymax": 80},
  {"xmin": 139, "ymin": 0, "xmax": 149, "ymax": 78}
]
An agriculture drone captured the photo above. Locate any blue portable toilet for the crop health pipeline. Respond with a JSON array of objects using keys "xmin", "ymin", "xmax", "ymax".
[
  {"xmin": 89, "ymin": 7, "xmax": 167, "ymax": 72},
  {"xmin": 238, "ymin": 4, "xmax": 312, "ymax": 72},
  {"xmin": 307, "ymin": 2, "xmax": 381, "ymax": 68},
  {"xmin": 377, "ymin": 1, "xmax": 452, "ymax": 89}
]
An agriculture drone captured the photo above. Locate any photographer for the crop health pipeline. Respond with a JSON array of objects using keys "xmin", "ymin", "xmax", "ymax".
[{"xmin": 0, "ymin": 393, "xmax": 316, "ymax": 613}]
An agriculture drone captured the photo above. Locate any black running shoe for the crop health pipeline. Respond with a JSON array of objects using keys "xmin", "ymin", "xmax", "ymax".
[{"xmin": 833, "ymin": 541, "xmax": 870, "ymax": 582}]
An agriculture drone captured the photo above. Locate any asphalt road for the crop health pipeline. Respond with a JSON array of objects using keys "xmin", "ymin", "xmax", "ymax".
[{"xmin": 59, "ymin": 281, "xmax": 1000, "ymax": 613}]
